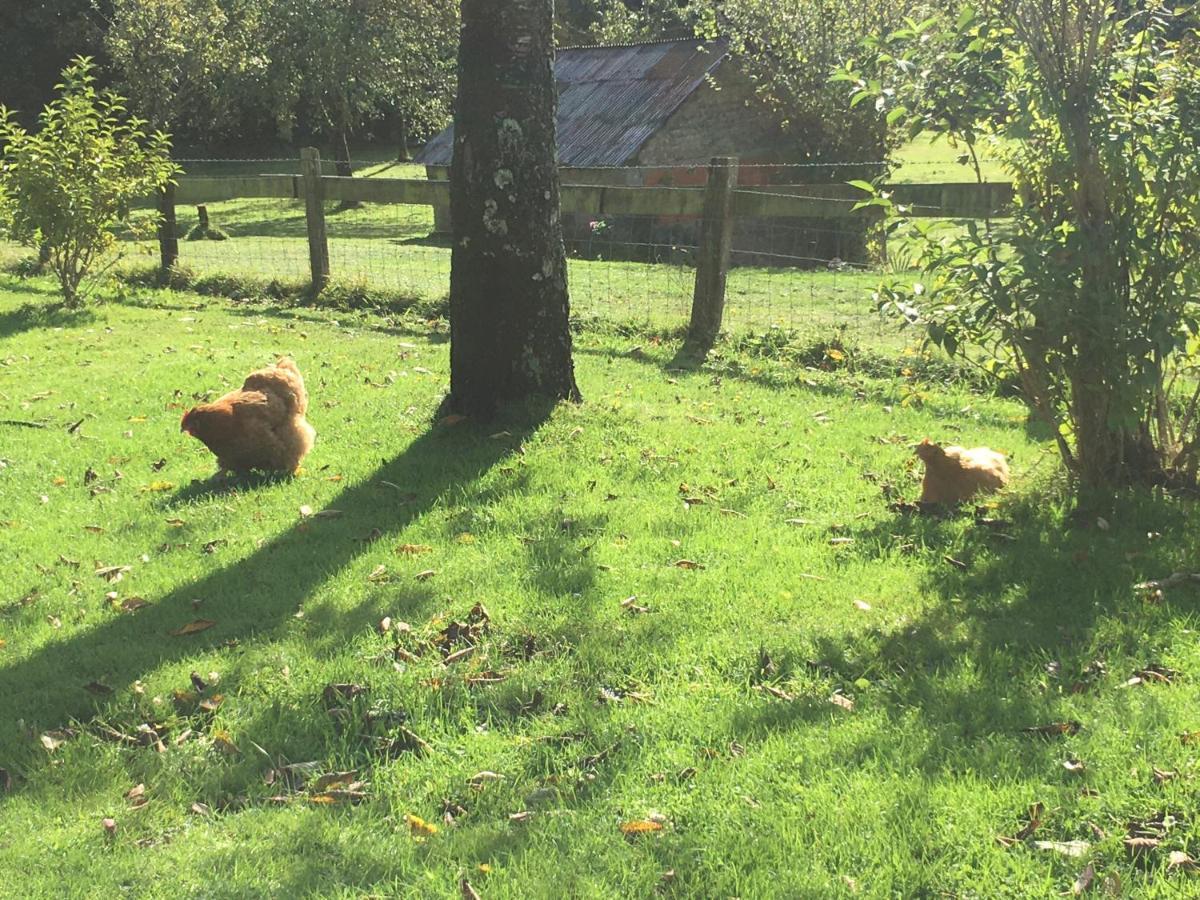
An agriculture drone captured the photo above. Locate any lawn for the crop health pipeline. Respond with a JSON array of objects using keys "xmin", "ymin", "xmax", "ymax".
[{"xmin": 1, "ymin": 272, "xmax": 1198, "ymax": 898}]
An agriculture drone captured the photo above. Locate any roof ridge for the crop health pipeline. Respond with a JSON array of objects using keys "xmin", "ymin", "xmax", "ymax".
[{"xmin": 557, "ymin": 35, "xmax": 727, "ymax": 52}]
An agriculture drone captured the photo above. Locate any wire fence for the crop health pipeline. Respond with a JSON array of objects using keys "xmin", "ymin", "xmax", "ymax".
[{"xmin": 2, "ymin": 153, "xmax": 1000, "ymax": 352}]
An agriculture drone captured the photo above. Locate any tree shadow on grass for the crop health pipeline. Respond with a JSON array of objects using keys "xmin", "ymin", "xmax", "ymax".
[
  {"xmin": 0, "ymin": 404, "xmax": 556, "ymax": 732},
  {"xmin": 0, "ymin": 299, "xmax": 96, "ymax": 340},
  {"xmin": 734, "ymin": 489, "xmax": 1199, "ymax": 780}
]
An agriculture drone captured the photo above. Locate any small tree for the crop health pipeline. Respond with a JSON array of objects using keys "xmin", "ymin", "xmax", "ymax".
[
  {"xmin": 841, "ymin": 3, "xmax": 1200, "ymax": 497},
  {"xmin": 0, "ymin": 57, "xmax": 177, "ymax": 306}
]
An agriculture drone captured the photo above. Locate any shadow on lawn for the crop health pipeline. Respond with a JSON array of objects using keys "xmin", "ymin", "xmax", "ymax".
[
  {"xmin": 737, "ymin": 490, "xmax": 1199, "ymax": 777},
  {"xmin": 0, "ymin": 298, "xmax": 96, "ymax": 340},
  {"xmin": 0, "ymin": 404, "xmax": 554, "ymax": 730}
]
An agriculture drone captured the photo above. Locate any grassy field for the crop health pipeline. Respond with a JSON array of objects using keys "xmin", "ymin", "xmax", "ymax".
[{"xmin": 2, "ymin": 271, "xmax": 1199, "ymax": 897}]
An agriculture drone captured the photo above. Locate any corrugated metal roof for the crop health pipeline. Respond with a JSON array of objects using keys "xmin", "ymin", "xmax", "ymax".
[{"xmin": 415, "ymin": 37, "xmax": 730, "ymax": 167}]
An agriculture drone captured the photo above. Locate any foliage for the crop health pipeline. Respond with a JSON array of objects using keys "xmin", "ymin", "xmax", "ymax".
[
  {"xmin": 0, "ymin": 0, "xmax": 108, "ymax": 123},
  {"xmin": 253, "ymin": 0, "xmax": 457, "ymax": 165},
  {"xmin": 105, "ymin": 0, "xmax": 256, "ymax": 134},
  {"xmin": 0, "ymin": 58, "xmax": 177, "ymax": 305},
  {"xmin": 843, "ymin": 1, "xmax": 1200, "ymax": 493}
]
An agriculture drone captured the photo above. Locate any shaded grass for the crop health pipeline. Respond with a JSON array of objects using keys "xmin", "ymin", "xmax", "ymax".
[{"xmin": 1, "ymin": 277, "xmax": 1198, "ymax": 897}]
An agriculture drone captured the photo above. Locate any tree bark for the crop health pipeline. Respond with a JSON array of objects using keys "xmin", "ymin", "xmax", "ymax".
[
  {"xmin": 446, "ymin": 0, "xmax": 580, "ymax": 417},
  {"xmin": 397, "ymin": 111, "xmax": 411, "ymax": 162},
  {"xmin": 334, "ymin": 125, "xmax": 353, "ymax": 178}
]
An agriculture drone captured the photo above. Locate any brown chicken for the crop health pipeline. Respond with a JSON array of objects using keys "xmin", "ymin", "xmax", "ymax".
[
  {"xmin": 181, "ymin": 357, "xmax": 316, "ymax": 474},
  {"xmin": 915, "ymin": 438, "xmax": 1009, "ymax": 505}
]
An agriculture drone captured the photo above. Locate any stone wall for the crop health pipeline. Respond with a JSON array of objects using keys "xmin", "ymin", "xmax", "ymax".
[{"xmin": 635, "ymin": 66, "xmax": 788, "ymax": 167}]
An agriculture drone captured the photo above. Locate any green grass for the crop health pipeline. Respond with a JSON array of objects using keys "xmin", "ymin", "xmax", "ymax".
[
  {"xmin": 890, "ymin": 135, "xmax": 1011, "ymax": 184},
  {"xmin": 2, "ymin": 273, "xmax": 1199, "ymax": 898}
]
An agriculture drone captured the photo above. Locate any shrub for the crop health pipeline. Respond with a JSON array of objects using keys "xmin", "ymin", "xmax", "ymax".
[
  {"xmin": 842, "ymin": 3, "xmax": 1200, "ymax": 497},
  {"xmin": 0, "ymin": 57, "xmax": 177, "ymax": 306}
]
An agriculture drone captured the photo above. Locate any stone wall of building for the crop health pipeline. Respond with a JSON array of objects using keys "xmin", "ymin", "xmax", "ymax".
[{"xmin": 635, "ymin": 66, "xmax": 788, "ymax": 168}]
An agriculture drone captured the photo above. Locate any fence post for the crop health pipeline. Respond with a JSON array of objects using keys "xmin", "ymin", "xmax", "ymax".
[
  {"xmin": 300, "ymin": 147, "xmax": 331, "ymax": 291},
  {"xmin": 686, "ymin": 156, "xmax": 738, "ymax": 353},
  {"xmin": 157, "ymin": 181, "xmax": 179, "ymax": 273}
]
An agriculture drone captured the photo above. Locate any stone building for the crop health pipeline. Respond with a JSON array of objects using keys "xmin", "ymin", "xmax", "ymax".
[{"xmin": 416, "ymin": 37, "xmax": 871, "ymax": 266}]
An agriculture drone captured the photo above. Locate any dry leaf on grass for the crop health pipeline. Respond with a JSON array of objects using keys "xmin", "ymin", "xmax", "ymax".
[
  {"xmin": 461, "ymin": 879, "xmax": 482, "ymax": 900},
  {"xmin": 102, "ymin": 818, "xmax": 117, "ymax": 837},
  {"xmin": 95, "ymin": 565, "xmax": 131, "ymax": 583},
  {"xmin": 1071, "ymin": 863, "xmax": 1095, "ymax": 895},
  {"xmin": 1168, "ymin": 851, "xmax": 1199, "ymax": 872},
  {"xmin": 405, "ymin": 813, "xmax": 438, "ymax": 836},
  {"xmin": 829, "ymin": 692, "xmax": 855, "ymax": 711},
  {"xmin": 169, "ymin": 619, "xmax": 216, "ymax": 637},
  {"xmin": 396, "ymin": 544, "xmax": 433, "ymax": 555},
  {"xmin": 415, "ymin": 569, "xmax": 436, "ymax": 581},
  {"xmin": 1033, "ymin": 840, "xmax": 1090, "ymax": 857},
  {"xmin": 673, "ymin": 559, "xmax": 704, "ymax": 570},
  {"xmin": 620, "ymin": 820, "xmax": 664, "ymax": 836}
]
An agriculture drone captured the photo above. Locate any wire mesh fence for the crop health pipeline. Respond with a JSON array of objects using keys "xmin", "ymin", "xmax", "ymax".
[{"xmin": 2, "ymin": 154, "xmax": 1002, "ymax": 352}]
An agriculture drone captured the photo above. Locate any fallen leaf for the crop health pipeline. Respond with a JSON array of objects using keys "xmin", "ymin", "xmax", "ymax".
[
  {"xmin": 1168, "ymin": 850, "xmax": 1199, "ymax": 872},
  {"xmin": 673, "ymin": 559, "xmax": 705, "ymax": 570},
  {"xmin": 1071, "ymin": 863, "xmax": 1095, "ymax": 895},
  {"xmin": 169, "ymin": 619, "xmax": 216, "ymax": 637},
  {"xmin": 396, "ymin": 544, "xmax": 433, "ymax": 555},
  {"xmin": 461, "ymin": 879, "xmax": 482, "ymax": 900},
  {"xmin": 102, "ymin": 818, "xmax": 117, "ymax": 837},
  {"xmin": 94, "ymin": 565, "xmax": 131, "ymax": 583},
  {"xmin": 314, "ymin": 509, "xmax": 343, "ymax": 519},
  {"xmin": 126, "ymin": 784, "xmax": 146, "ymax": 802},
  {"xmin": 189, "ymin": 802, "xmax": 210, "ymax": 817},
  {"xmin": 443, "ymin": 645, "xmax": 476, "ymax": 665},
  {"xmin": 829, "ymin": 692, "xmax": 855, "ymax": 711},
  {"xmin": 141, "ymin": 481, "xmax": 175, "ymax": 493},
  {"xmin": 310, "ymin": 789, "xmax": 367, "ymax": 805},
  {"xmin": 40, "ymin": 731, "xmax": 71, "ymax": 752},
  {"xmin": 469, "ymin": 771, "xmax": 506, "ymax": 789},
  {"xmin": 299, "ymin": 505, "xmax": 313, "ymax": 518},
  {"xmin": 1152, "ymin": 767, "xmax": 1176, "ymax": 784},
  {"xmin": 405, "ymin": 813, "xmax": 438, "ymax": 836},
  {"xmin": 378, "ymin": 616, "xmax": 392, "ymax": 634},
  {"xmin": 620, "ymin": 820, "xmax": 664, "ymax": 835},
  {"xmin": 1123, "ymin": 836, "xmax": 1160, "ymax": 856},
  {"xmin": 508, "ymin": 811, "xmax": 534, "ymax": 824},
  {"xmin": 829, "ymin": 537, "xmax": 855, "ymax": 546},
  {"xmin": 415, "ymin": 569, "xmax": 436, "ymax": 581},
  {"xmin": 119, "ymin": 597, "xmax": 150, "ymax": 613},
  {"xmin": 1182, "ymin": 731, "xmax": 1200, "ymax": 745},
  {"xmin": 1063, "ymin": 759, "xmax": 1086, "ymax": 773},
  {"xmin": 1033, "ymin": 840, "xmax": 1090, "ymax": 857},
  {"xmin": 853, "ymin": 599, "xmax": 872, "ymax": 611},
  {"xmin": 368, "ymin": 566, "xmax": 389, "ymax": 584},
  {"xmin": 198, "ymin": 694, "xmax": 224, "ymax": 713},
  {"xmin": 438, "ymin": 414, "xmax": 467, "ymax": 427},
  {"xmin": 311, "ymin": 771, "xmax": 359, "ymax": 792},
  {"xmin": 84, "ymin": 681, "xmax": 113, "ymax": 696}
]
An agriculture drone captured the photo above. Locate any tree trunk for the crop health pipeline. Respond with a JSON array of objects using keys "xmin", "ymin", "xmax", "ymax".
[
  {"xmin": 334, "ymin": 126, "xmax": 353, "ymax": 178},
  {"xmin": 397, "ymin": 111, "xmax": 411, "ymax": 162},
  {"xmin": 446, "ymin": 0, "xmax": 580, "ymax": 417}
]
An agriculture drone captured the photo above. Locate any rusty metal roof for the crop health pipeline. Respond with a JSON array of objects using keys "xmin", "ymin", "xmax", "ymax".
[{"xmin": 415, "ymin": 37, "xmax": 730, "ymax": 167}]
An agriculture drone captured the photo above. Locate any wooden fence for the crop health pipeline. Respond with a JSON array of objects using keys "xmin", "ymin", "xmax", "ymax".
[{"xmin": 159, "ymin": 148, "xmax": 1014, "ymax": 346}]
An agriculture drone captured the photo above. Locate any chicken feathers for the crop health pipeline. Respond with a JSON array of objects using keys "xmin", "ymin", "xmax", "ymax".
[
  {"xmin": 915, "ymin": 438, "xmax": 1009, "ymax": 505},
  {"xmin": 181, "ymin": 357, "xmax": 316, "ymax": 474}
]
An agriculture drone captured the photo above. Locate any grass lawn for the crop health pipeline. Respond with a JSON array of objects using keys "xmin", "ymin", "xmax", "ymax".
[{"xmin": 2, "ymin": 272, "xmax": 1198, "ymax": 897}]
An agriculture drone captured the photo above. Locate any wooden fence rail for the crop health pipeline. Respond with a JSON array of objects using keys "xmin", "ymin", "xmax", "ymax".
[{"xmin": 160, "ymin": 148, "xmax": 1015, "ymax": 346}]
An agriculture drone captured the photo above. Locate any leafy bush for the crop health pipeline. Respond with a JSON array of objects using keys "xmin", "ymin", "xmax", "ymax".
[
  {"xmin": 842, "ymin": 3, "xmax": 1200, "ymax": 496},
  {"xmin": 0, "ymin": 57, "xmax": 177, "ymax": 305}
]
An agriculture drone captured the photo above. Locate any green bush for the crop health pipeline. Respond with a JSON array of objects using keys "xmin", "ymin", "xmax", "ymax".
[{"xmin": 0, "ymin": 57, "xmax": 177, "ymax": 306}]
